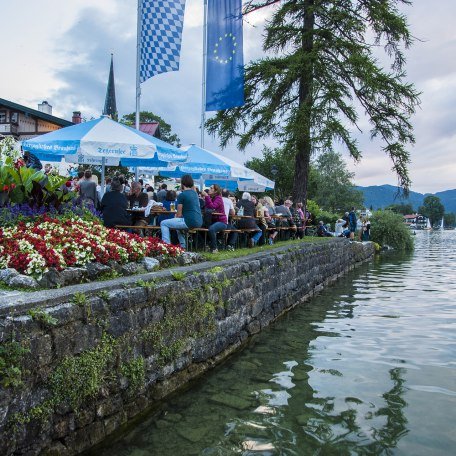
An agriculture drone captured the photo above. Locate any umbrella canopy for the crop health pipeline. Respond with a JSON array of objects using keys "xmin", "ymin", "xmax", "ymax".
[
  {"xmin": 22, "ymin": 116, "xmax": 187, "ymax": 167},
  {"xmin": 140, "ymin": 144, "xmax": 253, "ymax": 179},
  {"xmin": 137, "ymin": 144, "xmax": 274, "ymax": 191}
]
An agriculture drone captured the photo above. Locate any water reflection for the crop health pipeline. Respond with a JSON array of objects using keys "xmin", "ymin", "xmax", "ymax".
[{"xmin": 90, "ymin": 231, "xmax": 456, "ymax": 456}]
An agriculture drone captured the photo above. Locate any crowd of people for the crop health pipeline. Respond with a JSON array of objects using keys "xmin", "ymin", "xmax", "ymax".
[{"xmin": 68, "ymin": 169, "xmax": 370, "ymax": 252}]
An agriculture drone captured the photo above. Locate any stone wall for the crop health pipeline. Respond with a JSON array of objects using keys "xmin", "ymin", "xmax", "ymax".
[{"xmin": 0, "ymin": 239, "xmax": 374, "ymax": 455}]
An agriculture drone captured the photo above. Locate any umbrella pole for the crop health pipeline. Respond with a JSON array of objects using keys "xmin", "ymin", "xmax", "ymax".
[{"xmin": 101, "ymin": 157, "xmax": 106, "ymax": 197}]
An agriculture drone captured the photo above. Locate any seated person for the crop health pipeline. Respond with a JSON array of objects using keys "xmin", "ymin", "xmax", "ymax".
[
  {"xmin": 202, "ymin": 184, "xmax": 227, "ymax": 254},
  {"xmin": 160, "ymin": 174, "xmax": 203, "ymax": 249},
  {"xmin": 157, "ymin": 190, "xmax": 177, "ymax": 225},
  {"xmin": 317, "ymin": 221, "xmax": 334, "ymax": 237},
  {"xmin": 128, "ymin": 181, "xmax": 149, "ymax": 234},
  {"xmin": 100, "ymin": 178, "xmax": 131, "ymax": 228},
  {"xmin": 236, "ymin": 192, "xmax": 262, "ymax": 247}
]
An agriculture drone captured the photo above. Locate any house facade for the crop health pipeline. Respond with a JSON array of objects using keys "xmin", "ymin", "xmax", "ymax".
[{"xmin": 0, "ymin": 98, "xmax": 73, "ymax": 141}]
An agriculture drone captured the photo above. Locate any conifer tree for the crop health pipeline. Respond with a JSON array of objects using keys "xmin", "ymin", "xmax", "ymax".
[{"xmin": 206, "ymin": 0, "xmax": 420, "ymax": 203}]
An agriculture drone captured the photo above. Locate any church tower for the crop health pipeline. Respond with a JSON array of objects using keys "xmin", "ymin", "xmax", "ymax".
[{"xmin": 103, "ymin": 54, "xmax": 118, "ymax": 121}]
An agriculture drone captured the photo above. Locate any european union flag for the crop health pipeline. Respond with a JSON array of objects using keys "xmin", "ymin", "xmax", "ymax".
[{"xmin": 205, "ymin": 0, "xmax": 244, "ymax": 111}]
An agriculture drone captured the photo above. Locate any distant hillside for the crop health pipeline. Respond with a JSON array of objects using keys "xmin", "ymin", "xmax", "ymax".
[{"xmin": 356, "ymin": 185, "xmax": 456, "ymax": 213}]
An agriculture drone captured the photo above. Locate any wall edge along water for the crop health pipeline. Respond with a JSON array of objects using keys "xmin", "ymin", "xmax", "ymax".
[{"xmin": 0, "ymin": 239, "xmax": 374, "ymax": 455}]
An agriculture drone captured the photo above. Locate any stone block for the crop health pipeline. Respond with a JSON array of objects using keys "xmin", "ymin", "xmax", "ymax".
[
  {"xmin": 85, "ymin": 262, "xmax": 112, "ymax": 280},
  {"xmin": 37, "ymin": 268, "xmax": 64, "ymax": 289},
  {"xmin": 8, "ymin": 274, "xmax": 39, "ymax": 289}
]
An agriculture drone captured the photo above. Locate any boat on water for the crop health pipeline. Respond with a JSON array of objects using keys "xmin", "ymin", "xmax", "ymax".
[{"xmin": 424, "ymin": 218, "xmax": 432, "ymax": 230}]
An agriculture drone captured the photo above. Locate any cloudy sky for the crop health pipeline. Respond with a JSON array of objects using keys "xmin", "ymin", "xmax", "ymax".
[{"xmin": 1, "ymin": 0, "xmax": 455, "ymax": 193}]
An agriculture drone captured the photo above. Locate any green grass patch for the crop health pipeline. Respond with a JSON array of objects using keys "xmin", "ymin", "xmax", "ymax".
[{"xmin": 201, "ymin": 237, "xmax": 332, "ymax": 262}]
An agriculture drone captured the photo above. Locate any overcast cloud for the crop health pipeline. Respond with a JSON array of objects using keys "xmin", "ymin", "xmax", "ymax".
[{"xmin": 1, "ymin": 0, "xmax": 455, "ymax": 193}]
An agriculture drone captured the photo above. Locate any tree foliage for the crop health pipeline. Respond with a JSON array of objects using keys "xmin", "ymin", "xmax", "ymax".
[
  {"xmin": 313, "ymin": 151, "xmax": 363, "ymax": 212},
  {"xmin": 207, "ymin": 0, "xmax": 420, "ymax": 204},
  {"xmin": 370, "ymin": 210, "xmax": 414, "ymax": 250},
  {"xmin": 385, "ymin": 202, "xmax": 415, "ymax": 215},
  {"xmin": 245, "ymin": 146, "xmax": 317, "ymax": 199},
  {"xmin": 443, "ymin": 212, "xmax": 455, "ymax": 228},
  {"xmin": 121, "ymin": 111, "xmax": 181, "ymax": 147},
  {"xmin": 419, "ymin": 195, "xmax": 445, "ymax": 227}
]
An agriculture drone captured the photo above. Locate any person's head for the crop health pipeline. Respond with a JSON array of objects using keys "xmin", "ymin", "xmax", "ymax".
[
  {"xmin": 110, "ymin": 178, "xmax": 122, "ymax": 192},
  {"xmin": 138, "ymin": 179, "xmax": 144, "ymax": 186},
  {"xmin": 278, "ymin": 199, "xmax": 284, "ymax": 205},
  {"xmin": 242, "ymin": 192, "xmax": 251, "ymax": 201},
  {"xmin": 209, "ymin": 184, "xmax": 222, "ymax": 197},
  {"xmin": 222, "ymin": 189, "xmax": 230, "ymax": 198},
  {"xmin": 146, "ymin": 185, "xmax": 154, "ymax": 192},
  {"xmin": 284, "ymin": 199, "xmax": 293, "ymax": 208},
  {"xmin": 181, "ymin": 174, "xmax": 194, "ymax": 189},
  {"xmin": 118, "ymin": 174, "xmax": 125, "ymax": 185},
  {"xmin": 106, "ymin": 177, "xmax": 112, "ymax": 185},
  {"xmin": 251, "ymin": 195, "xmax": 258, "ymax": 205},
  {"xmin": 345, "ymin": 212, "xmax": 349, "ymax": 217},
  {"xmin": 319, "ymin": 221, "xmax": 324, "ymax": 226},
  {"xmin": 161, "ymin": 183, "xmax": 167, "ymax": 190},
  {"xmin": 78, "ymin": 170, "xmax": 85, "ymax": 179},
  {"xmin": 166, "ymin": 190, "xmax": 177, "ymax": 201},
  {"xmin": 131, "ymin": 181, "xmax": 142, "ymax": 195},
  {"xmin": 297, "ymin": 202, "xmax": 303, "ymax": 208},
  {"xmin": 351, "ymin": 206, "xmax": 355, "ymax": 211},
  {"xmin": 263, "ymin": 196, "xmax": 274, "ymax": 207},
  {"xmin": 84, "ymin": 169, "xmax": 92, "ymax": 179}
]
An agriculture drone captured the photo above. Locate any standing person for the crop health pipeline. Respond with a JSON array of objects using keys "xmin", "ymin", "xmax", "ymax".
[
  {"xmin": 202, "ymin": 184, "xmax": 227, "ymax": 253},
  {"xmin": 128, "ymin": 181, "xmax": 149, "ymax": 234},
  {"xmin": 160, "ymin": 174, "xmax": 202, "ymax": 249},
  {"xmin": 236, "ymin": 192, "xmax": 262, "ymax": 247},
  {"xmin": 100, "ymin": 178, "xmax": 131, "ymax": 228},
  {"xmin": 79, "ymin": 169, "xmax": 98, "ymax": 206},
  {"xmin": 157, "ymin": 183, "xmax": 168, "ymax": 203},
  {"xmin": 348, "ymin": 206, "xmax": 357, "ymax": 240}
]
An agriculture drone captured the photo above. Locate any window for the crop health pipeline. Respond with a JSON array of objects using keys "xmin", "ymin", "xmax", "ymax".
[
  {"xmin": 10, "ymin": 112, "xmax": 18, "ymax": 124},
  {"xmin": 0, "ymin": 111, "xmax": 6, "ymax": 123}
]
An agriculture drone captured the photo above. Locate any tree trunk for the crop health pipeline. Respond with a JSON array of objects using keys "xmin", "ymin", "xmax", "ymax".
[{"xmin": 292, "ymin": 0, "xmax": 314, "ymax": 206}]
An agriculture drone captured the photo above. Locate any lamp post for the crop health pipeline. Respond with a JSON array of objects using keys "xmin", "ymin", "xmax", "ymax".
[{"xmin": 271, "ymin": 164, "xmax": 278, "ymax": 203}]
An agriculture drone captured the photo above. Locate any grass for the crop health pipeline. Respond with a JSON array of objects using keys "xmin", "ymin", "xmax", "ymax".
[{"xmin": 200, "ymin": 237, "xmax": 332, "ymax": 262}]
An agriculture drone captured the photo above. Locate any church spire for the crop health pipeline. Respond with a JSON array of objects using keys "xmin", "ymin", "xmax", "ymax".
[{"xmin": 103, "ymin": 54, "xmax": 118, "ymax": 121}]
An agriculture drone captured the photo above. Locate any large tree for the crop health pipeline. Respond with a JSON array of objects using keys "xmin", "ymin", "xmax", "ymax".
[
  {"xmin": 313, "ymin": 151, "xmax": 363, "ymax": 212},
  {"xmin": 419, "ymin": 195, "xmax": 444, "ymax": 227},
  {"xmin": 121, "ymin": 111, "xmax": 181, "ymax": 147},
  {"xmin": 206, "ymin": 0, "xmax": 420, "ymax": 203}
]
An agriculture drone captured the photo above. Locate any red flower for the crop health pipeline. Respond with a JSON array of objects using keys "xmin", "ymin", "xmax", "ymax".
[
  {"xmin": 65, "ymin": 181, "xmax": 72, "ymax": 187},
  {"xmin": 10, "ymin": 183, "xmax": 16, "ymax": 190},
  {"xmin": 3, "ymin": 185, "xmax": 9, "ymax": 192}
]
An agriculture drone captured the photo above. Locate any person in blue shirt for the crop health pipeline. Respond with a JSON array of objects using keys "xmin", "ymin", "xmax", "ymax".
[
  {"xmin": 348, "ymin": 207, "xmax": 357, "ymax": 240},
  {"xmin": 160, "ymin": 175, "xmax": 202, "ymax": 249}
]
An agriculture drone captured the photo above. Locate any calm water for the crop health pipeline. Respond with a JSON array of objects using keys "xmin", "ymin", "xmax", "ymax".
[{"xmin": 95, "ymin": 231, "xmax": 456, "ymax": 455}]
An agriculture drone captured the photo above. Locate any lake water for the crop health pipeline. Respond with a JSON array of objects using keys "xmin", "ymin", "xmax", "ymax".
[{"xmin": 93, "ymin": 231, "xmax": 456, "ymax": 455}]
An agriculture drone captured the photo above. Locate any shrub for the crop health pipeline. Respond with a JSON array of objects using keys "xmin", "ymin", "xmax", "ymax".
[{"xmin": 370, "ymin": 210, "xmax": 414, "ymax": 251}]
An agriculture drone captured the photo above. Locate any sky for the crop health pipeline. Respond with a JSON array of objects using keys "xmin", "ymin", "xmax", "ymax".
[{"xmin": 1, "ymin": 0, "xmax": 455, "ymax": 193}]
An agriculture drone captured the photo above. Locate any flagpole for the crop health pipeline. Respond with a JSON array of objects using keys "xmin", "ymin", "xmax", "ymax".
[
  {"xmin": 135, "ymin": 0, "xmax": 142, "ymax": 181},
  {"xmin": 200, "ymin": 0, "xmax": 208, "ymax": 148},
  {"xmin": 135, "ymin": 0, "xmax": 142, "ymax": 132}
]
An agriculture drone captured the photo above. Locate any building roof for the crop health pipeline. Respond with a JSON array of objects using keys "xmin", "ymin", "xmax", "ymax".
[
  {"xmin": 0, "ymin": 98, "xmax": 73, "ymax": 127},
  {"xmin": 404, "ymin": 214, "xmax": 418, "ymax": 219},
  {"xmin": 139, "ymin": 122, "xmax": 160, "ymax": 137},
  {"xmin": 103, "ymin": 54, "xmax": 117, "ymax": 120}
]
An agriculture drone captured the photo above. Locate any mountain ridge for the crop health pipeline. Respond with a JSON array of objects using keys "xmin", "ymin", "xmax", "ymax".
[{"xmin": 356, "ymin": 184, "xmax": 456, "ymax": 213}]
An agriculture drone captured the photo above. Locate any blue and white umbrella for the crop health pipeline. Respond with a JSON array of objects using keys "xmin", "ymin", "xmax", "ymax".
[
  {"xmin": 136, "ymin": 144, "xmax": 274, "ymax": 191},
  {"xmin": 22, "ymin": 116, "xmax": 187, "ymax": 168},
  {"xmin": 137, "ymin": 144, "xmax": 253, "ymax": 179}
]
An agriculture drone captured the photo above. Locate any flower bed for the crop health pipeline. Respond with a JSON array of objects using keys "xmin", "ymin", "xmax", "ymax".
[{"xmin": 0, "ymin": 214, "xmax": 183, "ymax": 279}]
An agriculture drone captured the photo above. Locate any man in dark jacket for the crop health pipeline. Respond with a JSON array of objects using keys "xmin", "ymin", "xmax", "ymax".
[{"xmin": 100, "ymin": 178, "xmax": 131, "ymax": 227}]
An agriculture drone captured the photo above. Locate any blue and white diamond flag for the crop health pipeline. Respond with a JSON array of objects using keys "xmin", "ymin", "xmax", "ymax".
[{"xmin": 139, "ymin": 0, "xmax": 186, "ymax": 83}]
